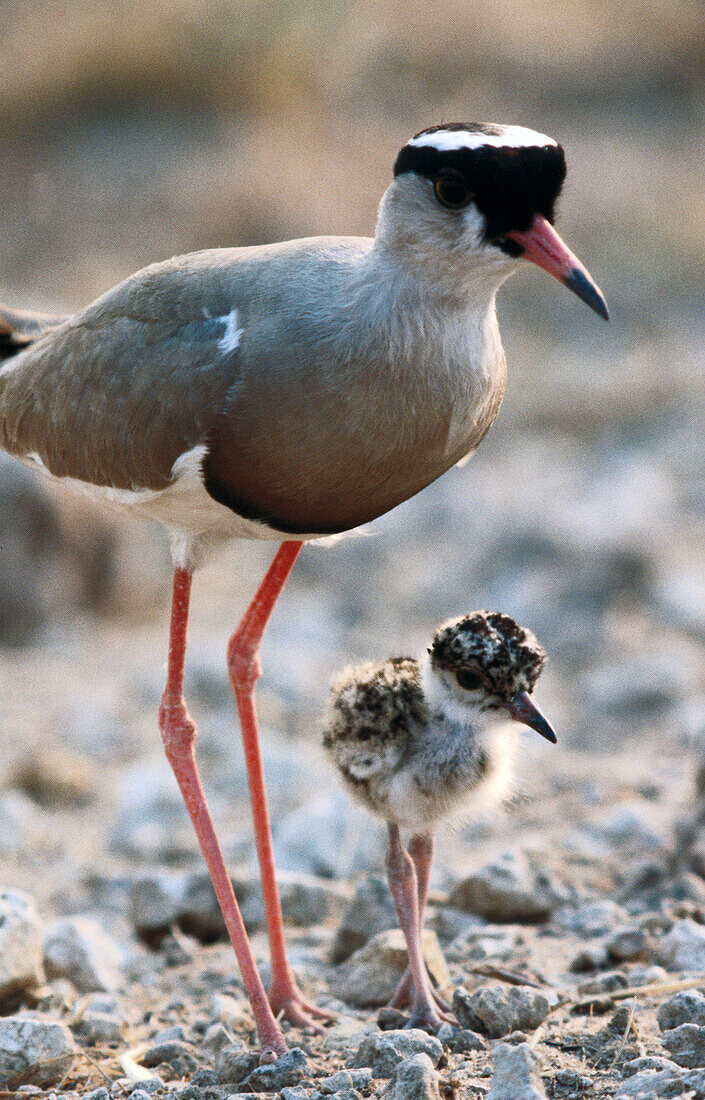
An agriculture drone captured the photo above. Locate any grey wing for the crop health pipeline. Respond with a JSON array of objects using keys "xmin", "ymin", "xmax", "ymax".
[{"xmin": 0, "ymin": 255, "xmax": 245, "ymax": 489}]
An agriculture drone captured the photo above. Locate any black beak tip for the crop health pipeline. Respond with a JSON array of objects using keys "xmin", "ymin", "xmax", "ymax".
[
  {"xmin": 540, "ymin": 724, "xmax": 558, "ymax": 745},
  {"xmin": 564, "ymin": 266, "xmax": 609, "ymax": 321}
]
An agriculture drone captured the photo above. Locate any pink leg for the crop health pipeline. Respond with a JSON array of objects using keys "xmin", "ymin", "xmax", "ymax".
[
  {"xmin": 385, "ymin": 825, "xmax": 453, "ymax": 1031},
  {"xmin": 389, "ymin": 833, "xmax": 452, "ymax": 1015},
  {"xmin": 159, "ymin": 569, "xmax": 286, "ymax": 1061},
  {"xmin": 228, "ymin": 542, "xmax": 334, "ymax": 1031}
]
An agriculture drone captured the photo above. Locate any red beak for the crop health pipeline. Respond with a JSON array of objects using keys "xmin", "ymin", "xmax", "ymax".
[{"xmin": 506, "ymin": 214, "xmax": 609, "ymax": 321}]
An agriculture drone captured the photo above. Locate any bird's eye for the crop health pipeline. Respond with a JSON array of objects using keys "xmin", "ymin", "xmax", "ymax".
[
  {"xmin": 456, "ymin": 669, "xmax": 482, "ymax": 691},
  {"xmin": 433, "ymin": 173, "xmax": 473, "ymax": 210}
]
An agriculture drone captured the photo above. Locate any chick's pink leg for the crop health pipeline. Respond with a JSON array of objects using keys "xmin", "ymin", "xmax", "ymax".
[
  {"xmin": 159, "ymin": 568, "xmax": 286, "ymax": 1061},
  {"xmin": 388, "ymin": 832, "xmax": 452, "ymax": 1014},
  {"xmin": 227, "ymin": 541, "xmax": 334, "ymax": 1031},
  {"xmin": 385, "ymin": 825, "xmax": 453, "ymax": 1030}
]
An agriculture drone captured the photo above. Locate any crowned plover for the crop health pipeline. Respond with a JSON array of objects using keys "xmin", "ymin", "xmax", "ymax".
[
  {"xmin": 323, "ymin": 611, "xmax": 555, "ymax": 1030},
  {"xmin": 0, "ymin": 123, "xmax": 598, "ymax": 1058}
]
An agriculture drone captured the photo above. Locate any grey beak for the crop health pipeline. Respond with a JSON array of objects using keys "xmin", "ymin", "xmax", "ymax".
[{"xmin": 505, "ymin": 690, "xmax": 557, "ymax": 744}]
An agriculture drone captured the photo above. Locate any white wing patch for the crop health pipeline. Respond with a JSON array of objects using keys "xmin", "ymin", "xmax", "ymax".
[
  {"xmin": 409, "ymin": 125, "xmax": 557, "ymax": 153},
  {"xmin": 217, "ymin": 309, "xmax": 243, "ymax": 354}
]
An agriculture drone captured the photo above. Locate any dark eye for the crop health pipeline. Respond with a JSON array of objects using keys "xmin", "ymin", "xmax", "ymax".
[
  {"xmin": 433, "ymin": 173, "xmax": 473, "ymax": 210},
  {"xmin": 456, "ymin": 669, "xmax": 482, "ymax": 691}
]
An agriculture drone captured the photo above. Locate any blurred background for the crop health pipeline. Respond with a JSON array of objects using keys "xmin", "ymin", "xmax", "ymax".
[{"xmin": 0, "ymin": 0, "xmax": 704, "ymax": 904}]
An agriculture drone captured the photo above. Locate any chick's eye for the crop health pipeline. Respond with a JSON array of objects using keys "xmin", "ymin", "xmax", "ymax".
[
  {"xmin": 456, "ymin": 669, "xmax": 482, "ymax": 691},
  {"xmin": 433, "ymin": 173, "xmax": 473, "ymax": 210}
]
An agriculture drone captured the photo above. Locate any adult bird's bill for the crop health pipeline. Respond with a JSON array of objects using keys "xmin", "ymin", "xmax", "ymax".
[{"xmin": 506, "ymin": 214, "xmax": 609, "ymax": 320}]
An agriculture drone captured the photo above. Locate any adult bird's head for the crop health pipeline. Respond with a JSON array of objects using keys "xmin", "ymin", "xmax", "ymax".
[{"xmin": 378, "ymin": 122, "xmax": 608, "ymax": 319}]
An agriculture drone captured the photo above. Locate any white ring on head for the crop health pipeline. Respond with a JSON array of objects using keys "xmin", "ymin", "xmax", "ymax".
[{"xmin": 408, "ymin": 125, "xmax": 557, "ymax": 153}]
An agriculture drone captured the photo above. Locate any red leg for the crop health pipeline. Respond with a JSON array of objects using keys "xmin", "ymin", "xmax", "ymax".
[
  {"xmin": 159, "ymin": 568, "xmax": 286, "ymax": 1061},
  {"xmin": 389, "ymin": 833, "xmax": 453, "ymax": 1015},
  {"xmin": 227, "ymin": 542, "xmax": 334, "ymax": 1031},
  {"xmin": 385, "ymin": 825, "xmax": 453, "ymax": 1031}
]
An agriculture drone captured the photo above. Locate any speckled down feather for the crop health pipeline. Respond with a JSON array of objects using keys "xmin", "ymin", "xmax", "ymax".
[
  {"xmin": 430, "ymin": 610, "xmax": 545, "ymax": 698},
  {"xmin": 322, "ymin": 656, "xmax": 428, "ymax": 785}
]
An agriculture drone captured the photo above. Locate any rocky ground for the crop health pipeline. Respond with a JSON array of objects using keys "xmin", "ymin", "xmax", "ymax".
[{"xmin": 1, "ymin": 3, "xmax": 705, "ymax": 1097}]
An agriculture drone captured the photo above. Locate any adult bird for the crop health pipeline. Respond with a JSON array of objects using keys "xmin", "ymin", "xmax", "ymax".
[{"xmin": 0, "ymin": 123, "xmax": 607, "ymax": 1060}]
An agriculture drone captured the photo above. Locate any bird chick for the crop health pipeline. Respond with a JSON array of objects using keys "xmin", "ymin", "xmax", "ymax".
[{"xmin": 323, "ymin": 610, "xmax": 555, "ymax": 1030}]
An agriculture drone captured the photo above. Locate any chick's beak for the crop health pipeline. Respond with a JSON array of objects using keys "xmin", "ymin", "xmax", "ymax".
[
  {"xmin": 506, "ymin": 690, "xmax": 557, "ymax": 744},
  {"xmin": 505, "ymin": 214, "xmax": 609, "ymax": 320}
]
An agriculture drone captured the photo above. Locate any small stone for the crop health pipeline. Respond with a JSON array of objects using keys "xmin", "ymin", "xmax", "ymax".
[
  {"xmin": 625, "ymin": 964, "xmax": 667, "ymax": 987},
  {"xmin": 244, "ymin": 1047, "xmax": 309, "ymax": 1091},
  {"xmin": 83, "ymin": 1089, "xmax": 110, "ymax": 1100},
  {"xmin": 382, "ymin": 1053, "xmax": 441, "ymax": 1099},
  {"xmin": 0, "ymin": 1015, "xmax": 75, "ymax": 1086},
  {"xmin": 553, "ymin": 899, "xmax": 629, "ymax": 938},
  {"xmin": 661, "ymin": 1024, "xmax": 705, "ymax": 1068},
  {"xmin": 486, "ymin": 1041, "xmax": 547, "ymax": 1099},
  {"xmin": 655, "ymin": 920, "xmax": 705, "ymax": 973},
  {"xmin": 129, "ymin": 872, "xmax": 185, "ymax": 940},
  {"xmin": 331, "ymin": 877, "xmax": 398, "ymax": 963},
  {"xmin": 449, "ymin": 852, "xmax": 567, "ymax": 923},
  {"xmin": 622, "ymin": 1056, "xmax": 682, "ymax": 1076},
  {"xmin": 614, "ymin": 1067, "xmax": 686, "ymax": 1099},
  {"xmin": 0, "ymin": 890, "xmax": 44, "ymax": 1003},
  {"xmin": 435, "ymin": 1023, "xmax": 485, "ymax": 1052},
  {"xmin": 331, "ymin": 929, "xmax": 449, "ymax": 1007},
  {"xmin": 454, "ymin": 985, "xmax": 550, "ymax": 1039},
  {"xmin": 445, "ymin": 925, "xmax": 515, "ymax": 965},
  {"xmin": 351, "ymin": 1029, "xmax": 442, "ymax": 1078},
  {"xmin": 606, "ymin": 928, "xmax": 647, "ymax": 961},
  {"xmin": 658, "ymin": 990, "xmax": 705, "ymax": 1031},
  {"xmin": 576, "ymin": 971, "xmax": 629, "ymax": 997},
  {"xmin": 43, "ymin": 918, "xmax": 122, "ymax": 993},
  {"xmin": 550, "ymin": 1068, "xmax": 591, "ymax": 1097},
  {"xmin": 320, "ymin": 1068, "xmax": 372, "ymax": 1093},
  {"xmin": 569, "ymin": 943, "xmax": 610, "ymax": 972},
  {"xmin": 141, "ymin": 1039, "xmax": 197, "ymax": 1074},
  {"xmin": 377, "ymin": 1007, "xmax": 408, "ymax": 1031},
  {"xmin": 215, "ymin": 1046, "xmax": 259, "ymax": 1085},
  {"xmin": 321, "ymin": 1018, "xmax": 376, "ymax": 1053}
]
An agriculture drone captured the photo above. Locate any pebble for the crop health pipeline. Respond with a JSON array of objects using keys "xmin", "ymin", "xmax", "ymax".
[
  {"xmin": 330, "ymin": 928, "xmax": 449, "ymax": 1007},
  {"xmin": 576, "ymin": 971, "xmax": 629, "ymax": 997},
  {"xmin": 319, "ymin": 1068, "xmax": 372, "ymax": 1093},
  {"xmin": 43, "ymin": 917, "xmax": 123, "ymax": 993},
  {"xmin": 448, "ymin": 852, "xmax": 567, "ymax": 923},
  {"xmin": 141, "ymin": 1039, "xmax": 197, "ymax": 1075},
  {"xmin": 622, "ymin": 1056, "xmax": 682, "ymax": 1076},
  {"xmin": 661, "ymin": 1024, "xmax": 705, "ymax": 1068},
  {"xmin": 350, "ymin": 1029, "xmax": 442, "ymax": 1078},
  {"xmin": 241, "ymin": 870, "xmax": 350, "ymax": 931},
  {"xmin": 70, "ymin": 993, "xmax": 124, "ymax": 1045},
  {"xmin": 321, "ymin": 1018, "xmax": 376, "ymax": 1054},
  {"xmin": 435, "ymin": 1022, "xmax": 485, "ymax": 1052},
  {"xmin": 244, "ymin": 1047, "xmax": 309, "ymax": 1091},
  {"xmin": 215, "ymin": 1046, "xmax": 259, "ymax": 1086},
  {"xmin": 569, "ymin": 943, "xmax": 610, "ymax": 972},
  {"xmin": 658, "ymin": 990, "xmax": 705, "ymax": 1031},
  {"xmin": 453, "ymin": 985, "xmax": 550, "ymax": 1039},
  {"xmin": 445, "ymin": 924, "xmax": 515, "ymax": 964},
  {"xmin": 0, "ymin": 1015, "xmax": 75, "ymax": 1086},
  {"xmin": 382, "ymin": 1053, "xmax": 441, "ymax": 1099},
  {"xmin": 617, "ymin": 1065, "xmax": 705, "ymax": 1099},
  {"xmin": 605, "ymin": 927, "xmax": 647, "ymax": 961},
  {"xmin": 330, "ymin": 876, "xmax": 398, "ymax": 962},
  {"xmin": 553, "ymin": 899, "xmax": 629, "ymax": 938},
  {"xmin": 654, "ymin": 919, "xmax": 705, "ymax": 972},
  {"xmin": 486, "ymin": 1041, "xmax": 547, "ymax": 1099},
  {"xmin": 0, "ymin": 890, "xmax": 44, "ymax": 1003}
]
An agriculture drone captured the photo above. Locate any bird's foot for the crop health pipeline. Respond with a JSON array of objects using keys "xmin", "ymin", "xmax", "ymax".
[
  {"xmin": 269, "ymin": 978, "xmax": 336, "ymax": 1033},
  {"xmin": 407, "ymin": 1000, "xmax": 457, "ymax": 1032},
  {"xmin": 389, "ymin": 966, "xmax": 452, "ymax": 1014}
]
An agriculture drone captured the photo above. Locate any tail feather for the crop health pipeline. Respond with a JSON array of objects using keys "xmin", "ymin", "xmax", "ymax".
[{"xmin": 0, "ymin": 304, "xmax": 68, "ymax": 362}]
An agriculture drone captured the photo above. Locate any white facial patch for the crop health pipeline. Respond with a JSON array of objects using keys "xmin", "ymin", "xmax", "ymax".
[
  {"xmin": 217, "ymin": 309, "xmax": 243, "ymax": 353},
  {"xmin": 408, "ymin": 125, "xmax": 557, "ymax": 153}
]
